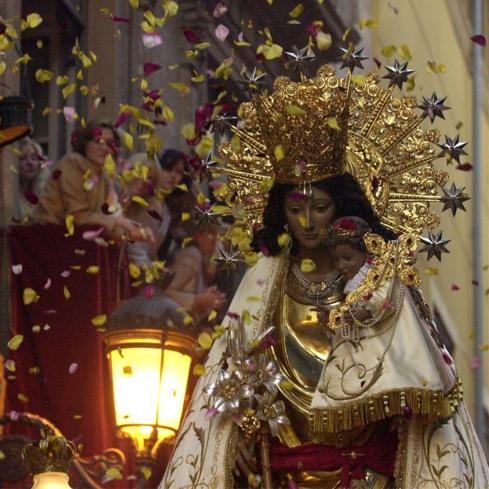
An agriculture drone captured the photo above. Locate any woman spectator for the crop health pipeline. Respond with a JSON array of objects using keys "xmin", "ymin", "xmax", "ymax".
[
  {"xmin": 165, "ymin": 221, "xmax": 226, "ymax": 319},
  {"xmin": 16, "ymin": 136, "xmax": 49, "ymax": 221},
  {"xmin": 123, "ymin": 152, "xmax": 171, "ymax": 267},
  {"xmin": 33, "ymin": 120, "xmax": 150, "ymax": 242}
]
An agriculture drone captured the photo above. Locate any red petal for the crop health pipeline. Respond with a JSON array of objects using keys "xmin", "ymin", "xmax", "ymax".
[
  {"xmin": 143, "ymin": 62, "xmax": 162, "ymax": 77},
  {"xmin": 456, "ymin": 163, "xmax": 473, "ymax": 171},
  {"xmin": 114, "ymin": 110, "xmax": 131, "ymax": 128},
  {"xmin": 147, "ymin": 209, "xmax": 162, "ymax": 221},
  {"xmin": 52, "ymin": 169, "xmax": 62, "ymax": 180},
  {"xmin": 451, "ymin": 283, "xmax": 460, "ymax": 291},
  {"xmin": 111, "ymin": 15, "xmax": 130, "ymax": 23},
  {"xmin": 182, "ymin": 26, "xmax": 200, "ymax": 43},
  {"xmin": 471, "ymin": 34, "xmax": 486, "ymax": 46},
  {"xmin": 24, "ymin": 189, "xmax": 38, "ymax": 205}
]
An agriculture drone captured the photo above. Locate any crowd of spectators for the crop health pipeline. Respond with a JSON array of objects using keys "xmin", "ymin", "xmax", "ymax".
[{"xmin": 16, "ymin": 118, "xmax": 227, "ymax": 328}]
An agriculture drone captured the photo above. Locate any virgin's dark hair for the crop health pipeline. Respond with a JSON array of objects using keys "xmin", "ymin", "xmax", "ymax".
[{"xmin": 252, "ymin": 172, "xmax": 397, "ymax": 256}]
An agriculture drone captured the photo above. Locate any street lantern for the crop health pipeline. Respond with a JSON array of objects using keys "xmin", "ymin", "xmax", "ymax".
[{"xmin": 104, "ymin": 291, "xmax": 197, "ymax": 461}]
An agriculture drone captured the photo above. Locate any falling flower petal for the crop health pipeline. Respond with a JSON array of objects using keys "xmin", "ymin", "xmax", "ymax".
[
  {"xmin": 63, "ymin": 106, "xmax": 77, "ymax": 122},
  {"xmin": 111, "ymin": 15, "xmax": 130, "ymax": 23},
  {"xmin": 300, "ymin": 259, "xmax": 316, "ymax": 273},
  {"xmin": 63, "ymin": 286, "xmax": 71, "ymax": 300},
  {"xmin": 456, "ymin": 163, "xmax": 473, "ymax": 171},
  {"xmin": 11, "ymin": 264, "xmax": 23, "ymax": 275},
  {"xmin": 82, "ymin": 228, "xmax": 104, "ymax": 240},
  {"xmin": 60, "ymin": 270, "xmax": 71, "ymax": 278},
  {"xmin": 69, "ymin": 363, "xmax": 78, "ymax": 374},
  {"xmin": 471, "ymin": 34, "xmax": 486, "ymax": 46},
  {"xmin": 182, "ymin": 26, "xmax": 200, "ymax": 43},
  {"xmin": 198, "ymin": 332, "xmax": 213, "ymax": 349},
  {"xmin": 5, "ymin": 359, "xmax": 16, "ymax": 372},
  {"xmin": 7, "ymin": 335, "xmax": 24, "ymax": 350},
  {"xmin": 24, "ymin": 189, "xmax": 38, "ymax": 205},
  {"xmin": 213, "ymin": 2, "xmax": 227, "ymax": 17},
  {"xmin": 86, "ymin": 266, "xmax": 100, "ymax": 274},
  {"xmin": 142, "ymin": 32, "xmax": 163, "ymax": 49},
  {"xmin": 65, "ymin": 214, "xmax": 75, "ymax": 236},
  {"xmin": 43, "ymin": 278, "xmax": 51, "ymax": 289},
  {"xmin": 143, "ymin": 62, "xmax": 162, "ymax": 76},
  {"xmin": 193, "ymin": 363, "xmax": 206, "ymax": 376},
  {"xmin": 471, "ymin": 356, "xmax": 481, "ymax": 370},
  {"xmin": 91, "ymin": 314, "xmax": 107, "ymax": 327},
  {"xmin": 23, "ymin": 288, "xmax": 40, "ymax": 305},
  {"xmin": 144, "ymin": 284, "xmax": 155, "ymax": 299},
  {"xmin": 215, "ymin": 24, "xmax": 230, "ymax": 42},
  {"xmin": 451, "ymin": 283, "xmax": 460, "ymax": 291}
]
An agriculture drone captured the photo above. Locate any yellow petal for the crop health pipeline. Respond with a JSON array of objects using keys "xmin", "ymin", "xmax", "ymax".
[
  {"xmin": 193, "ymin": 363, "xmax": 206, "ymax": 376},
  {"xmin": 35, "ymin": 69, "xmax": 54, "ymax": 83},
  {"xmin": 63, "ymin": 286, "xmax": 71, "ymax": 300},
  {"xmin": 243, "ymin": 251, "xmax": 258, "ymax": 266},
  {"xmin": 316, "ymin": 31, "xmax": 332, "ymax": 51},
  {"xmin": 183, "ymin": 314, "xmax": 194, "ymax": 325},
  {"xmin": 122, "ymin": 131, "xmax": 133, "ymax": 151},
  {"xmin": 181, "ymin": 122, "xmax": 197, "ymax": 140},
  {"xmin": 91, "ymin": 314, "xmax": 107, "ymax": 327},
  {"xmin": 289, "ymin": 3, "xmax": 304, "ymax": 18},
  {"xmin": 62, "ymin": 83, "xmax": 76, "ymax": 98},
  {"xmin": 359, "ymin": 18, "xmax": 378, "ymax": 29},
  {"xmin": 277, "ymin": 233, "xmax": 291, "ymax": 248},
  {"xmin": 169, "ymin": 81, "xmax": 191, "ymax": 96},
  {"xmin": 181, "ymin": 212, "xmax": 190, "ymax": 221},
  {"xmin": 129, "ymin": 263, "xmax": 141, "ymax": 279},
  {"xmin": 129, "ymin": 0, "xmax": 139, "ymax": 7},
  {"xmin": 274, "ymin": 144, "xmax": 285, "ymax": 161},
  {"xmin": 300, "ymin": 258, "xmax": 316, "ymax": 273},
  {"xmin": 198, "ymin": 332, "xmax": 213, "ymax": 349},
  {"xmin": 105, "ymin": 468, "xmax": 122, "ymax": 480},
  {"xmin": 208, "ymin": 310, "xmax": 218, "ymax": 322},
  {"xmin": 7, "ymin": 335, "xmax": 24, "ymax": 351},
  {"xmin": 23, "ymin": 288, "xmax": 40, "ymax": 305},
  {"xmin": 326, "ymin": 117, "xmax": 341, "ymax": 131},
  {"xmin": 257, "ymin": 42, "xmax": 283, "ymax": 60},
  {"xmin": 86, "ymin": 266, "xmax": 100, "ymax": 274},
  {"xmin": 56, "ymin": 75, "xmax": 69, "ymax": 86},
  {"xmin": 381, "ymin": 45, "xmax": 397, "ymax": 58},
  {"xmin": 64, "ymin": 214, "xmax": 75, "ymax": 236},
  {"xmin": 26, "ymin": 13, "xmax": 43, "ymax": 29},
  {"xmin": 399, "ymin": 44, "xmax": 412, "ymax": 61},
  {"xmin": 285, "ymin": 104, "xmax": 306, "ymax": 115},
  {"xmin": 104, "ymin": 153, "xmax": 115, "ymax": 177},
  {"xmin": 18, "ymin": 393, "xmax": 29, "ymax": 403}
]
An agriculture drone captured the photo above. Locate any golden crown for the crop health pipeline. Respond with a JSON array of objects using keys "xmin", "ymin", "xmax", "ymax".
[{"xmin": 214, "ymin": 54, "xmax": 467, "ymax": 248}]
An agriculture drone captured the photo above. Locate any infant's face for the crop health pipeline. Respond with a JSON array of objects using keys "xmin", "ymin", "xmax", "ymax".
[{"xmin": 330, "ymin": 244, "xmax": 367, "ymax": 281}]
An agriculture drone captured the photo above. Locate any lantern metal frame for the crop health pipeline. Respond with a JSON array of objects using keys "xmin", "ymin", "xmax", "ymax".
[{"xmin": 104, "ymin": 327, "xmax": 197, "ymax": 460}]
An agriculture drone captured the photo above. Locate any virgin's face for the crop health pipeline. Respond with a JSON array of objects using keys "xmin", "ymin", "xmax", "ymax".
[
  {"xmin": 284, "ymin": 186, "xmax": 336, "ymax": 250},
  {"xmin": 85, "ymin": 127, "xmax": 116, "ymax": 168}
]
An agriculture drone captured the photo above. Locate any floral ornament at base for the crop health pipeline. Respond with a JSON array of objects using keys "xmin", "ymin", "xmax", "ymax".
[{"xmin": 204, "ymin": 320, "xmax": 289, "ymax": 485}]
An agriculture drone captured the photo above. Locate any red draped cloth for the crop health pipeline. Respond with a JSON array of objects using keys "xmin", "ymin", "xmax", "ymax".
[
  {"xmin": 270, "ymin": 429, "xmax": 398, "ymax": 487},
  {"xmin": 5, "ymin": 224, "xmax": 135, "ymax": 487}
]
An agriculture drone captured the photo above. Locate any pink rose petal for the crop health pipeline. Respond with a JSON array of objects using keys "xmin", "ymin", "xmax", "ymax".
[
  {"xmin": 213, "ymin": 2, "xmax": 228, "ymax": 17},
  {"xmin": 44, "ymin": 278, "xmax": 52, "ymax": 289},
  {"xmin": 60, "ymin": 270, "xmax": 71, "ymax": 278},
  {"xmin": 142, "ymin": 33, "xmax": 163, "ymax": 49},
  {"xmin": 11, "ymin": 264, "xmax": 23, "ymax": 275},
  {"xmin": 82, "ymin": 228, "xmax": 105, "ymax": 241},
  {"xmin": 215, "ymin": 24, "xmax": 230, "ymax": 42},
  {"xmin": 69, "ymin": 363, "xmax": 78, "ymax": 374},
  {"xmin": 471, "ymin": 356, "xmax": 481, "ymax": 370},
  {"xmin": 63, "ymin": 106, "xmax": 76, "ymax": 123},
  {"xmin": 114, "ymin": 110, "xmax": 131, "ymax": 128}
]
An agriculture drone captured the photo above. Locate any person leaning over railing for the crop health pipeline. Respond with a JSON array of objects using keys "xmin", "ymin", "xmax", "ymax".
[{"xmin": 32, "ymin": 120, "xmax": 154, "ymax": 243}]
